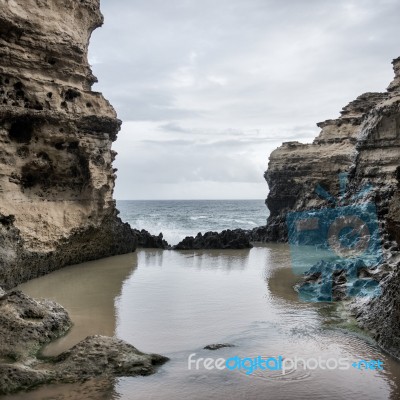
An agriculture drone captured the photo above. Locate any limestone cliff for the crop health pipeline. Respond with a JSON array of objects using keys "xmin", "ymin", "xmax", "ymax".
[
  {"xmin": 265, "ymin": 88, "xmax": 391, "ymax": 241},
  {"xmin": 264, "ymin": 57, "xmax": 400, "ymax": 357},
  {"xmin": 0, "ymin": 0, "xmax": 136, "ymax": 289}
]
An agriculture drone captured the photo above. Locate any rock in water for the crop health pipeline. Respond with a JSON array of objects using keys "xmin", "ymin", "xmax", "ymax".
[
  {"xmin": 0, "ymin": 289, "xmax": 168, "ymax": 394},
  {"xmin": 132, "ymin": 229, "xmax": 171, "ymax": 249},
  {"xmin": 174, "ymin": 229, "xmax": 253, "ymax": 250},
  {"xmin": 204, "ymin": 343, "xmax": 235, "ymax": 350},
  {"xmin": 0, "ymin": 290, "xmax": 72, "ymax": 361},
  {"xmin": 53, "ymin": 335, "xmax": 169, "ymax": 380},
  {"xmin": 0, "ymin": 0, "xmax": 136, "ymax": 289}
]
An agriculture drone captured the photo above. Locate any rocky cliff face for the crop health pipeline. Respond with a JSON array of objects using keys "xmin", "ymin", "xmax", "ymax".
[
  {"xmin": 0, "ymin": 0, "xmax": 136, "ymax": 289},
  {"xmin": 266, "ymin": 58, "xmax": 400, "ymax": 242},
  {"xmin": 264, "ymin": 57, "xmax": 400, "ymax": 357},
  {"xmin": 265, "ymin": 88, "xmax": 392, "ymax": 241}
]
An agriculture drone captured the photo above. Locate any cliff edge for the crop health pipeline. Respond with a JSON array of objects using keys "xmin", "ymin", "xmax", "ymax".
[
  {"xmin": 264, "ymin": 56, "xmax": 400, "ymax": 357},
  {"xmin": 0, "ymin": 0, "xmax": 136, "ymax": 289}
]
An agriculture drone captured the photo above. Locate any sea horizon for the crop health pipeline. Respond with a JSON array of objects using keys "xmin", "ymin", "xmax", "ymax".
[
  {"xmin": 117, "ymin": 199, "xmax": 269, "ymax": 245},
  {"xmin": 116, "ymin": 198, "xmax": 267, "ymax": 201}
]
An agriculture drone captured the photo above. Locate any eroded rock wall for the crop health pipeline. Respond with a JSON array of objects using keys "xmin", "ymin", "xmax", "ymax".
[
  {"xmin": 264, "ymin": 56, "xmax": 400, "ymax": 357},
  {"xmin": 264, "ymin": 90, "xmax": 390, "ymax": 241},
  {"xmin": 0, "ymin": 0, "xmax": 136, "ymax": 289}
]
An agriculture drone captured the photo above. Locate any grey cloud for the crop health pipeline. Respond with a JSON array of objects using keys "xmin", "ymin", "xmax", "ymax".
[
  {"xmin": 114, "ymin": 141, "xmax": 262, "ymax": 184},
  {"xmin": 158, "ymin": 123, "xmax": 257, "ymax": 137},
  {"xmin": 91, "ymin": 0, "xmax": 400, "ymax": 199},
  {"xmin": 158, "ymin": 122, "xmax": 188, "ymax": 133}
]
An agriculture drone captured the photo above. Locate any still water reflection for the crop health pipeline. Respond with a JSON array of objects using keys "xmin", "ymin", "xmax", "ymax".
[{"xmin": 5, "ymin": 244, "xmax": 400, "ymax": 400}]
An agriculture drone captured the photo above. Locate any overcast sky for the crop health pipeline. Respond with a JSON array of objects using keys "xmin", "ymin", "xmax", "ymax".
[{"xmin": 89, "ymin": 0, "xmax": 400, "ymax": 200}]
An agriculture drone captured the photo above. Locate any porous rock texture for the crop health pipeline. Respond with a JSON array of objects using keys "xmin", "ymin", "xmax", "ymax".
[
  {"xmin": 0, "ymin": 0, "xmax": 136, "ymax": 289},
  {"xmin": 132, "ymin": 228, "xmax": 171, "ymax": 249},
  {"xmin": 0, "ymin": 290, "xmax": 168, "ymax": 394},
  {"xmin": 264, "ymin": 57, "xmax": 400, "ymax": 358},
  {"xmin": 174, "ymin": 229, "xmax": 253, "ymax": 250}
]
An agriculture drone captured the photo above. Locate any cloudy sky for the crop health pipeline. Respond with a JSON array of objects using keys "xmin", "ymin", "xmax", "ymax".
[{"xmin": 89, "ymin": 0, "xmax": 400, "ymax": 200}]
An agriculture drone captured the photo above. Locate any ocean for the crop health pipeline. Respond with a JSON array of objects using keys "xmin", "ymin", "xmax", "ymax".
[{"xmin": 117, "ymin": 199, "xmax": 269, "ymax": 245}]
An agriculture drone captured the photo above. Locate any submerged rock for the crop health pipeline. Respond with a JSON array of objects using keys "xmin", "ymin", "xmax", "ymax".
[
  {"xmin": 204, "ymin": 343, "xmax": 235, "ymax": 350},
  {"xmin": 174, "ymin": 229, "xmax": 253, "ymax": 250}
]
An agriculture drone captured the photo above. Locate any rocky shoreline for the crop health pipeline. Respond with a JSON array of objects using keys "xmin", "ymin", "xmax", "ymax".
[
  {"xmin": 263, "ymin": 56, "xmax": 400, "ymax": 359},
  {"xmin": 133, "ymin": 226, "xmax": 269, "ymax": 250}
]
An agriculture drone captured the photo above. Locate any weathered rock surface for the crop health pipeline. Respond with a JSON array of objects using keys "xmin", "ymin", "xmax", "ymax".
[
  {"xmin": 52, "ymin": 335, "xmax": 168, "ymax": 382},
  {"xmin": 264, "ymin": 90, "xmax": 389, "ymax": 241},
  {"xmin": 0, "ymin": 289, "xmax": 168, "ymax": 394},
  {"xmin": 297, "ymin": 260, "xmax": 381, "ymax": 303},
  {"xmin": 174, "ymin": 229, "xmax": 253, "ymax": 250},
  {"xmin": 0, "ymin": 288, "xmax": 69, "ymax": 393},
  {"xmin": 0, "ymin": 290, "xmax": 72, "ymax": 361},
  {"xmin": 245, "ymin": 225, "xmax": 270, "ymax": 242},
  {"xmin": 131, "ymin": 226, "xmax": 267, "ymax": 250},
  {"xmin": 264, "ymin": 57, "xmax": 400, "ymax": 358},
  {"xmin": 132, "ymin": 228, "xmax": 171, "ymax": 249},
  {"xmin": 0, "ymin": 0, "xmax": 136, "ymax": 289}
]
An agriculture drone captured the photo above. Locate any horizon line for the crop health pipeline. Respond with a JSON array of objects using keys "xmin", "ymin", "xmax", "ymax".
[{"xmin": 116, "ymin": 198, "xmax": 266, "ymax": 201}]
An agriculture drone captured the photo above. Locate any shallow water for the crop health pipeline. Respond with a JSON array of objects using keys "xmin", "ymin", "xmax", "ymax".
[{"xmin": 7, "ymin": 244, "xmax": 400, "ymax": 400}]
